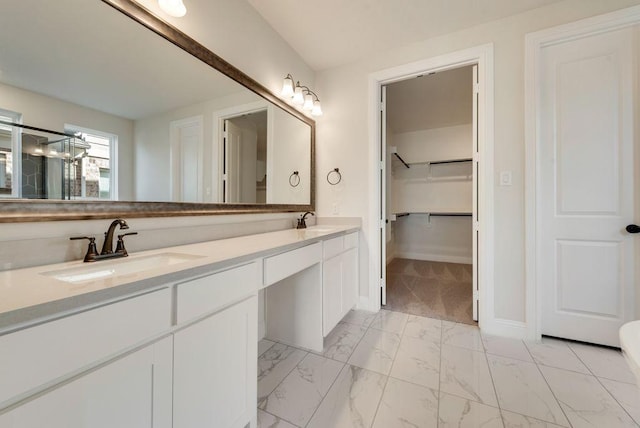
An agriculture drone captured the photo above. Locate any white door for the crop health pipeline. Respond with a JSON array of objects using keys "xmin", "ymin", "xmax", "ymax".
[
  {"xmin": 170, "ymin": 116, "xmax": 203, "ymax": 202},
  {"xmin": 472, "ymin": 65, "xmax": 479, "ymax": 322},
  {"xmin": 380, "ymin": 85, "xmax": 387, "ymax": 306},
  {"xmin": 224, "ymin": 119, "xmax": 242, "ymax": 203},
  {"xmin": 539, "ymin": 27, "xmax": 636, "ymax": 347}
]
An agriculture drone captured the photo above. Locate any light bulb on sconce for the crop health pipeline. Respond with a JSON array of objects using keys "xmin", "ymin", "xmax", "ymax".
[
  {"xmin": 304, "ymin": 89, "xmax": 323, "ymax": 116},
  {"xmin": 312, "ymin": 99, "xmax": 323, "ymax": 117},
  {"xmin": 281, "ymin": 74, "xmax": 294, "ymax": 98},
  {"xmin": 158, "ymin": 0, "xmax": 187, "ymax": 17},
  {"xmin": 303, "ymin": 93, "xmax": 314, "ymax": 111},
  {"xmin": 292, "ymin": 84, "xmax": 305, "ymax": 105}
]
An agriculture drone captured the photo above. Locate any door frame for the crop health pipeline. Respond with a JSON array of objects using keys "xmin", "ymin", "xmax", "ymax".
[
  {"xmin": 524, "ymin": 5, "xmax": 640, "ymax": 341},
  {"xmin": 212, "ymin": 101, "xmax": 270, "ymax": 203},
  {"xmin": 368, "ymin": 44, "xmax": 496, "ymax": 333}
]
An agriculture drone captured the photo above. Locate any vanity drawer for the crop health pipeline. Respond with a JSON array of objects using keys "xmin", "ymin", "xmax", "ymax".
[
  {"xmin": 323, "ymin": 232, "xmax": 359, "ymax": 260},
  {"xmin": 264, "ymin": 242, "xmax": 322, "ymax": 286},
  {"xmin": 0, "ymin": 288, "xmax": 171, "ymax": 405},
  {"xmin": 323, "ymin": 236, "xmax": 344, "ymax": 260},
  {"xmin": 175, "ymin": 261, "xmax": 259, "ymax": 324},
  {"xmin": 344, "ymin": 231, "xmax": 359, "ymax": 250}
]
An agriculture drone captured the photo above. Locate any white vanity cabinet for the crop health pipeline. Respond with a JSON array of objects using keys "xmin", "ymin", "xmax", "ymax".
[
  {"xmin": 0, "ymin": 226, "xmax": 361, "ymax": 428},
  {"xmin": 322, "ymin": 231, "xmax": 359, "ymax": 335},
  {"xmin": 0, "ymin": 289, "xmax": 173, "ymax": 428},
  {"xmin": 0, "ymin": 337, "xmax": 173, "ymax": 428},
  {"xmin": 173, "ymin": 262, "xmax": 259, "ymax": 428}
]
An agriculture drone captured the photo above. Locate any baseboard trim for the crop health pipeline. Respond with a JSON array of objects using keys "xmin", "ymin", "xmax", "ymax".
[
  {"xmin": 395, "ymin": 252, "xmax": 472, "ymax": 265},
  {"xmin": 481, "ymin": 318, "xmax": 527, "ymax": 339}
]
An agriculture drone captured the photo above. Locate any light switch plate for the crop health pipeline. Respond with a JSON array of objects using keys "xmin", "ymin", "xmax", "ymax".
[{"xmin": 500, "ymin": 171, "xmax": 512, "ymax": 186}]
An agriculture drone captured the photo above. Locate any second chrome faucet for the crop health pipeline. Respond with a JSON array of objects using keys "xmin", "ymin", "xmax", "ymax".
[{"xmin": 71, "ymin": 218, "xmax": 137, "ymax": 262}]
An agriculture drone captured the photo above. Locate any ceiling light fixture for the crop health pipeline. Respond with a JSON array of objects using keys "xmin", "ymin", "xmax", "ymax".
[
  {"xmin": 158, "ymin": 0, "xmax": 187, "ymax": 17},
  {"xmin": 280, "ymin": 74, "xmax": 323, "ymax": 116}
]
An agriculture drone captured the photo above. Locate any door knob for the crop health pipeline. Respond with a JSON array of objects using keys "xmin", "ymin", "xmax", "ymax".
[{"xmin": 626, "ymin": 224, "xmax": 640, "ymax": 234}]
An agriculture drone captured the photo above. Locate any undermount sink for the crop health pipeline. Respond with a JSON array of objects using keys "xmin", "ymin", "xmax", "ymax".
[
  {"xmin": 41, "ymin": 252, "xmax": 204, "ymax": 284},
  {"xmin": 620, "ymin": 321, "xmax": 640, "ymax": 386},
  {"xmin": 301, "ymin": 227, "xmax": 336, "ymax": 233}
]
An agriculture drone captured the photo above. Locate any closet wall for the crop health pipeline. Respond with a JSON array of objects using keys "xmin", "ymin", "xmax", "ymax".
[{"xmin": 386, "ymin": 66, "xmax": 473, "ymax": 264}]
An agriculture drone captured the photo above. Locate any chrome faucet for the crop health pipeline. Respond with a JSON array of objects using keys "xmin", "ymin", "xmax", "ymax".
[
  {"xmin": 296, "ymin": 211, "xmax": 314, "ymax": 229},
  {"xmin": 101, "ymin": 218, "xmax": 129, "ymax": 255}
]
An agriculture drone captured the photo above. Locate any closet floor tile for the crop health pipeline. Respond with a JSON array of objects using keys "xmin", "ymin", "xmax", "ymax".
[{"xmin": 385, "ymin": 259, "xmax": 474, "ymax": 325}]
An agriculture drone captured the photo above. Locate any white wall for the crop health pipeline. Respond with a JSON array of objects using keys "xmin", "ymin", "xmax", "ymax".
[
  {"xmin": 393, "ymin": 125, "xmax": 472, "ymax": 163},
  {"xmin": 268, "ymin": 107, "xmax": 311, "ymax": 204},
  {"xmin": 394, "ymin": 215, "xmax": 473, "ymax": 264},
  {"xmin": 0, "ymin": 0, "xmax": 316, "ymax": 270},
  {"xmin": 314, "ymin": 0, "xmax": 640, "ymax": 321},
  {"xmin": 0, "ymin": 83, "xmax": 134, "ymax": 200},
  {"xmin": 390, "ymin": 125, "xmax": 472, "ymax": 264}
]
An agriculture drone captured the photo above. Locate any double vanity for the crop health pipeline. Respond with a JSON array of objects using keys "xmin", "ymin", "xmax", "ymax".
[{"xmin": 0, "ymin": 224, "xmax": 360, "ymax": 428}]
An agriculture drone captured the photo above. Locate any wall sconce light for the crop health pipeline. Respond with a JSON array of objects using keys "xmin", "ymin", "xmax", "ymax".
[
  {"xmin": 280, "ymin": 74, "xmax": 323, "ymax": 116},
  {"xmin": 281, "ymin": 74, "xmax": 294, "ymax": 98},
  {"xmin": 158, "ymin": 0, "xmax": 187, "ymax": 17}
]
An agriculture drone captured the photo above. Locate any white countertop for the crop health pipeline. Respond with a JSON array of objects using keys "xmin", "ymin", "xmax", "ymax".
[{"xmin": 0, "ymin": 224, "xmax": 359, "ymax": 332}]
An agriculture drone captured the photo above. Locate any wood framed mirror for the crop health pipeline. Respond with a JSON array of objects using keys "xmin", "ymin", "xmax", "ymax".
[{"xmin": 0, "ymin": 0, "xmax": 315, "ymax": 222}]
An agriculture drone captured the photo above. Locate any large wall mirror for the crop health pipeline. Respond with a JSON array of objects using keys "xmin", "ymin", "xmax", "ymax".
[{"xmin": 0, "ymin": 0, "xmax": 314, "ymax": 222}]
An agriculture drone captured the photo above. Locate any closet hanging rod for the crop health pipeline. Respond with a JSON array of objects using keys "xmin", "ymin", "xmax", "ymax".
[
  {"xmin": 393, "ymin": 212, "xmax": 472, "ymax": 217},
  {"xmin": 393, "ymin": 152, "xmax": 410, "ymax": 169},
  {"xmin": 429, "ymin": 213, "xmax": 472, "ymax": 217},
  {"xmin": 429, "ymin": 158, "xmax": 472, "ymax": 165},
  {"xmin": 0, "ymin": 119, "xmax": 81, "ymax": 139}
]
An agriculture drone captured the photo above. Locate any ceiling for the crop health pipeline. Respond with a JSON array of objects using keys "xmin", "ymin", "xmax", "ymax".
[
  {"xmin": 386, "ymin": 65, "xmax": 472, "ymax": 133},
  {"xmin": 247, "ymin": 0, "xmax": 565, "ymax": 71}
]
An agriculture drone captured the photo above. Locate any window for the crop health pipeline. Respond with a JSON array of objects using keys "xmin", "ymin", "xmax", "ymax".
[
  {"xmin": 65, "ymin": 125, "xmax": 118, "ymax": 200},
  {"xmin": 0, "ymin": 109, "xmax": 22, "ymax": 198}
]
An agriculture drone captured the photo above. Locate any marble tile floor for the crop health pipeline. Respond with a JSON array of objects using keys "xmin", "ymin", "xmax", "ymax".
[
  {"xmin": 385, "ymin": 259, "xmax": 475, "ymax": 325},
  {"xmin": 257, "ymin": 308, "xmax": 640, "ymax": 428}
]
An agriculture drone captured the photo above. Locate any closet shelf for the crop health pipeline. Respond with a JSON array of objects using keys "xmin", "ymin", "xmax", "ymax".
[
  {"xmin": 390, "ymin": 146, "xmax": 472, "ymax": 169},
  {"xmin": 391, "ymin": 157, "xmax": 473, "ymax": 167},
  {"xmin": 391, "ymin": 211, "xmax": 472, "ymax": 221}
]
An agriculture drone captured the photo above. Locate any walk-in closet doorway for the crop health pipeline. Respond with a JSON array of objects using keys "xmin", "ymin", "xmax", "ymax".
[{"xmin": 380, "ymin": 64, "xmax": 480, "ymax": 325}]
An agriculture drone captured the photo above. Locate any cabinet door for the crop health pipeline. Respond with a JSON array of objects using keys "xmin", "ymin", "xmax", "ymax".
[
  {"xmin": 0, "ymin": 337, "xmax": 173, "ymax": 428},
  {"xmin": 173, "ymin": 296, "xmax": 257, "ymax": 428},
  {"xmin": 341, "ymin": 247, "xmax": 359, "ymax": 317},
  {"xmin": 323, "ymin": 255, "xmax": 343, "ymax": 336}
]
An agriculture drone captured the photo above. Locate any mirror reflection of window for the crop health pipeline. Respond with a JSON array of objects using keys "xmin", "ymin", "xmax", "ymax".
[
  {"xmin": 65, "ymin": 126, "xmax": 117, "ymax": 201},
  {"xmin": 0, "ymin": 110, "xmax": 22, "ymax": 198}
]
